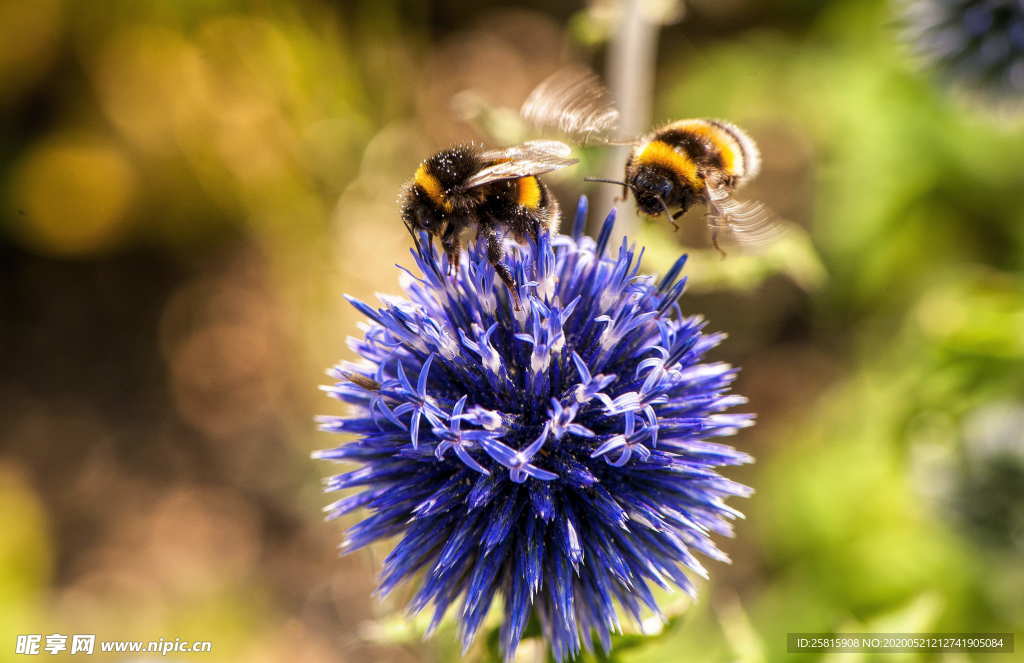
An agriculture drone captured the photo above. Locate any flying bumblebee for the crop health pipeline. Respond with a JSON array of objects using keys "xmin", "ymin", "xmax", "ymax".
[
  {"xmin": 521, "ymin": 68, "xmax": 780, "ymax": 253},
  {"xmin": 401, "ymin": 140, "xmax": 576, "ymax": 310}
]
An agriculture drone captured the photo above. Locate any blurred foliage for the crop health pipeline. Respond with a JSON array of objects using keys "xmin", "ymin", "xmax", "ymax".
[{"xmin": 1, "ymin": 0, "xmax": 1023, "ymax": 662}]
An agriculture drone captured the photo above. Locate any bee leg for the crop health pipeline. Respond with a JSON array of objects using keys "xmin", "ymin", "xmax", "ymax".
[
  {"xmin": 669, "ymin": 210, "xmax": 684, "ymax": 232},
  {"xmin": 441, "ymin": 224, "xmax": 461, "ymax": 276},
  {"xmin": 484, "ymin": 226, "xmax": 521, "ymax": 311},
  {"xmin": 527, "ymin": 216, "xmax": 542, "ymax": 241},
  {"xmin": 710, "ymin": 230, "xmax": 727, "ymax": 259}
]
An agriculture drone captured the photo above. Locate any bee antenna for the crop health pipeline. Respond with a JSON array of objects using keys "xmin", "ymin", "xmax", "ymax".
[
  {"xmin": 402, "ymin": 218, "xmax": 418, "ymax": 242},
  {"xmin": 403, "ymin": 219, "xmax": 428, "ymax": 256},
  {"xmin": 584, "ymin": 176, "xmax": 628, "ymax": 187}
]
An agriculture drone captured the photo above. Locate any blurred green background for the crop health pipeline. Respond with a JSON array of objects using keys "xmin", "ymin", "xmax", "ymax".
[{"xmin": 1, "ymin": 0, "xmax": 1022, "ymax": 661}]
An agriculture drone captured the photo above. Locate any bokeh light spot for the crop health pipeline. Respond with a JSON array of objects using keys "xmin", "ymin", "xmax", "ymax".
[{"xmin": 12, "ymin": 137, "xmax": 136, "ymax": 256}]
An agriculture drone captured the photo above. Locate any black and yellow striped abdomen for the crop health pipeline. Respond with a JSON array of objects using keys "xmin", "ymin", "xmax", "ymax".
[
  {"xmin": 631, "ymin": 118, "xmax": 761, "ymax": 190},
  {"xmin": 483, "ymin": 173, "xmax": 559, "ymax": 236},
  {"xmin": 516, "ymin": 175, "xmax": 542, "ymax": 209}
]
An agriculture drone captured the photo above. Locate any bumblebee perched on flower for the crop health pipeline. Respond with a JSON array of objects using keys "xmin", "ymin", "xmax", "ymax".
[
  {"xmin": 401, "ymin": 140, "xmax": 576, "ymax": 309},
  {"xmin": 522, "ymin": 68, "xmax": 779, "ymax": 253}
]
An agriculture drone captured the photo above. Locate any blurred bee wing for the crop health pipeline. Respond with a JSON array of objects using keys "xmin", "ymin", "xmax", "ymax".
[
  {"xmin": 520, "ymin": 67, "xmax": 620, "ymax": 143},
  {"xmin": 464, "ymin": 153, "xmax": 578, "ymax": 190},
  {"xmin": 705, "ymin": 186, "xmax": 785, "ymax": 248},
  {"xmin": 478, "ymin": 139, "xmax": 574, "ymax": 161}
]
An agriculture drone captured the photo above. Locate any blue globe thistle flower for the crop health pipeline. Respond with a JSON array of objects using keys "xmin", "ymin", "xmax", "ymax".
[
  {"xmin": 913, "ymin": 401, "xmax": 1024, "ymax": 555},
  {"xmin": 901, "ymin": 0, "xmax": 1024, "ymax": 102},
  {"xmin": 314, "ymin": 198, "xmax": 754, "ymax": 661}
]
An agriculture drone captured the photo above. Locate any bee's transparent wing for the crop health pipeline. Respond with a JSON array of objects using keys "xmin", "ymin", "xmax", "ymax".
[
  {"xmin": 478, "ymin": 139, "xmax": 574, "ymax": 162},
  {"xmin": 465, "ymin": 142, "xmax": 578, "ymax": 189},
  {"xmin": 520, "ymin": 67, "xmax": 620, "ymax": 143},
  {"xmin": 705, "ymin": 185, "xmax": 784, "ymax": 248}
]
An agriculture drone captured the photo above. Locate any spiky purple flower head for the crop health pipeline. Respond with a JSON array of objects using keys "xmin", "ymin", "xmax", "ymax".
[
  {"xmin": 314, "ymin": 198, "xmax": 754, "ymax": 661},
  {"xmin": 901, "ymin": 0, "xmax": 1024, "ymax": 102}
]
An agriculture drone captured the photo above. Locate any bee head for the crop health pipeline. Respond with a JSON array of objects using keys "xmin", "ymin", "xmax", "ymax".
[
  {"xmin": 401, "ymin": 184, "xmax": 446, "ymax": 238},
  {"xmin": 629, "ymin": 165, "xmax": 689, "ymax": 217}
]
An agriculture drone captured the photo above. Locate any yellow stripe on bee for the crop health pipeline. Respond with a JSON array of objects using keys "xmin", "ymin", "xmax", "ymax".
[
  {"xmin": 666, "ymin": 119, "xmax": 742, "ymax": 176},
  {"xmin": 634, "ymin": 140, "xmax": 701, "ymax": 188},
  {"xmin": 414, "ymin": 164, "xmax": 453, "ymax": 212},
  {"xmin": 517, "ymin": 176, "xmax": 541, "ymax": 209}
]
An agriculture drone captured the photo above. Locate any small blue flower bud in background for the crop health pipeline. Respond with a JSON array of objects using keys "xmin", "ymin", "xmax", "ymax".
[
  {"xmin": 901, "ymin": 0, "xmax": 1024, "ymax": 103},
  {"xmin": 314, "ymin": 197, "xmax": 754, "ymax": 661}
]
